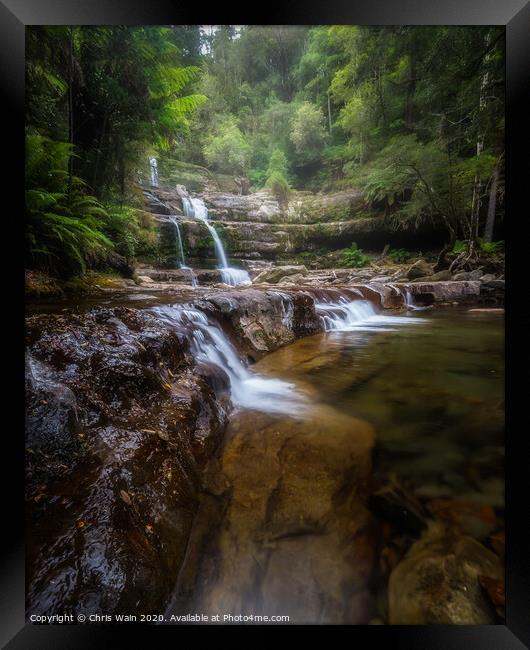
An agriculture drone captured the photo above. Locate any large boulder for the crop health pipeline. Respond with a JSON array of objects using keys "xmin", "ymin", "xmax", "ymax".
[
  {"xmin": 185, "ymin": 405, "xmax": 377, "ymax": 623},
  {"xmin": 202, "ymin": 288, "xmax": 320, "ymax": 356},
  {"xmin": 253, "ymin": 265, "xmax": 308, "ymax": 284},
  {"xmin": 388, "ymin": 523, "xmax": 503, "ymax": 624},
  {"xmin": 406, "ymin": 259, "xmax": 433, "ymax": 280},
  {"xmin": 25, "ymin": 307, "xmax": 231, "ymax": 617},
  {"xmin": 397, "ymin": 280, "xmax": 482, "ymax": 304}
]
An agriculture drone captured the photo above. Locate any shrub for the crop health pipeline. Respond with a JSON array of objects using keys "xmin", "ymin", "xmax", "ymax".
[
  {"xmin": 479, "ymin": 239, "xmax": 504, "ymax": 254},
  {"xmin": 266, "ymin": 170, "xmax": 290, "ymax": 207},
  {"xmin": 451, "ymin": 239, "xmax": 467, "ymax": 254},
  {"xmin": 388, "ymin": 248, "xmax": 411, "ymax": 264},
  {"xmin": 341, "ymin": 242, "xmax": 370, "ymax": 268},
  {"xmin": 203, "ymin": 118, "xmax": 251, "ymax": 174}
]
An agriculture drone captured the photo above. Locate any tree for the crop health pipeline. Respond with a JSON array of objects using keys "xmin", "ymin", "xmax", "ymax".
[
  {"xmin": 289, "ymin": 102, "xmax": 328, "ymax": 162},
  {"xmin": 203, "ymin": 118, "xmax": 251, "ymax": 174}
]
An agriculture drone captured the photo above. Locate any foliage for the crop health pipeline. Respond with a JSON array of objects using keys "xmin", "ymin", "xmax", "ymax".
[
  {"xmin": 289, "ymin": 102, "xmax": 328, "ymax": 163},
  {"xmin": 203, "ymin": 117, "xmax": 251, "ymax": 174},
  {"xmin": 388, "ymin": 248, "xmax": 411, "ymax": 264},
  {"xmin": 266, "ymin": 171, "xmax": 290, "ymax": 206},
  {"xmin": 479, "ymin": 239, "xmax": 504, "ymax": 254},
  {"xmin": 26, "ymin": 25, "xmax": 505, "ymax": 277},
  {"xmin": 264, "ymin": 148, "xmax": 291, "ymax": 206},
  {"xmin": 267, "ymin": 148, "xmax": 289, "ymax": 177},
  {"xmin": 340, "ymin": 242, "xmax": 370, "ymax": 268},
  {"xmin": 25, "ymin": 135, "xmax": 158, "ymax": 276},
  {"xmin": 452, "ymin": 240, "xmax": 467, "ymax": 254},
  {"xmin": 25, "ymin": 135, "xmax": 113, "ymax": 276}
]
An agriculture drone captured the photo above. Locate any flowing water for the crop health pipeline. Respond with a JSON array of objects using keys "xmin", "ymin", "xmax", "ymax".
[
  {"xmin": 168, "ymin": 303, "xmax": 504, "ymax": 623},
  {"xmin": 182, "ymin": 197, "xmax": 251, "ymax": 287},
  {"xmin": 168, "ymin": 216, "xmax": 198, "ymax": 287},
  {"xmin": 258, "ymin": 307, "xmax": 504, "ymax": 499},
  {"xmin": 149, "ymin": 156, "xmax": 159, "ymax": 187},
  {"xmin": 152, "ymin": 304, "xmax": 305, "ymax": 415}
]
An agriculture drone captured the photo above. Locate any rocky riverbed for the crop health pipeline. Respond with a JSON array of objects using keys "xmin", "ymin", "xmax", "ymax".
[{"xmin": 25, "ymin": 281, "xmax": 504, "ymax": 623}]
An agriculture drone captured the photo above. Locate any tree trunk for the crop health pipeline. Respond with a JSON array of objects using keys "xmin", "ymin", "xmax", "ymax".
[
  {"xmin": 327, "ymin": 89, "xmax": 332, "ymax": 134},
  {"xmin": 434, "ymin": 226, "xmax": 456, "ymax": 271},
  {"xmin": 68, "ymin": 27, "xmax": 74, "ymax": 192},
  {"xmin": 405, "ymin": 54, "xmax": 416, "ymax": 130},
  {"xmin": 483, "ymin": 166, "xmax": 499, "ymax": 243}
]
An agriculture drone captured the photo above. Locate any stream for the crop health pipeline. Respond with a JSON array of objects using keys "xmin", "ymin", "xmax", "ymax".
[
  {"xmin": 25, "ymin": 289, "xmax": 504, "ymax": 624},
  {"xmin": 167, "ymin": 306, "xmax": 504, "ymax": 623}
]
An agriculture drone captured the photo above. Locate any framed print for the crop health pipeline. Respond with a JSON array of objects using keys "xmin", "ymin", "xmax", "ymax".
[{"xmin": 1, "ymin": 0, "xmax": 529, "ymax": 646}]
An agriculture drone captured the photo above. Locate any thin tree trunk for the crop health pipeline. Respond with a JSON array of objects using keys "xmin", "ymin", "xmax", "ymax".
[
  {"xmin": 68, "ymin": 27, "xmax": 74, "ymax": 192},
  {"xmin": 405, "ymin": 54, "xmax": 416, "ymax": 130},
  {"xmin": 484, "ymin": 166, "xmax": 499, "ymax": 243},
  {"xmin": 327, "ymin": 89, "xmax": 332, "ymax": 134}
]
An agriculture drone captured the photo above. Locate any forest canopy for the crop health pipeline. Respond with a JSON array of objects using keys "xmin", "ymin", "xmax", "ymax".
[{"xmin": 26, "ymin": 25, "xmax": 505, "ymax": 278}]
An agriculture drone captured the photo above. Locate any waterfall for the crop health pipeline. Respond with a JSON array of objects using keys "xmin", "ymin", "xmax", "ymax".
[
  {"xmin": 168, "ymin": 216, "xmax": 186, "ymax": 266},
  {"xmin": 152, "ymin": 304, "xmax": 304, "ymax": 415},
  {"xmin": 168, "ymin": 216, "xmax": 197, "ymax": 288},
  {"xmin": 182, "ymin": 197, "xmax": 251, "ymax": 287},
  {"xmin": 387, "ymin": 283, "xmax": 430, "ymax": 311},
  {"xmin": 315, "ymin": 295, "xmax": 427, "ymax": 332},
  {"xmin": 149, "ymin": 157, "xmax": 159, "ymax": 188}
]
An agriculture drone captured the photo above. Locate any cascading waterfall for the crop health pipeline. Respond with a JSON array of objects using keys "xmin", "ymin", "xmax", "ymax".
[
  {"xmin": 149, "ymin": 157, "xmax": 159, "ymax": 187},
  {"xmin": 152, "ymin": 304, "xmax": 304, "ymax": 415},
  {"xmin": 168, "ymin": 215, "xmax": 197, "ymax": 288},
  {"xmin": 387, "ymin": 283, "xmax": 430, "ymax": 311},
  {"xmin": 315, "ymin": 295, "xmax": 427, "ymax": 332},
  {"xmin": 182, "ymin": 197, "xmax": 251, "ymax": 287}
]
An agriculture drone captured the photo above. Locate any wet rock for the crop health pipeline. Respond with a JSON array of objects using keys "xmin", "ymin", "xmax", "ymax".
[
  {"xmin": 183, "ymin": 405, "xmax": 377, "ymax": 624},
  {"xmin": 479, "ymin": 280, "xmax": 505, "ymax": 306},
  {"xmin": 26, "ymin": 355, "xmax": 83, "ymax": 493},
  {"xmin": 468, "ymin": 268, "xmax": 485, "ymax": 280},
  {"xmin": 278, "ymin": 273, "xmax": 305, "ymax": 285},
  {"xmin": 406, "ymin": 259, "xmax": 433, "ymax": 280},
  {"xmin": 203, "ymin": 289, "xmax": 320, "ymax": 356},
  {"xmin": 398, "ymin": 281, "xmax": 482, "ymax": 304},
  {"xmin": 25, "ymin": 306, "xmax": 231, "ymax": 617},
  {"xmin": 427, "ymin": 499, "xmax": 498, "ymax": 540},
  {"xmin": 253, "ymin": 265, "xmax": 308, "ymax": 284},
  {"xmin": 480, "ymin": 273, "xmax": 497, "ymax": 282},
  {"xmin": 388, "ymin": 523, "xmax": 503, "ymax": 624},
  {"xmin": 369, "ymin": 483, "xmax": 427, "ymax": 537},
  {"xmin": 454, "ymin": 271, "xmax": 471, "ymax": 280},
  {"xmin": 430, "ymin": 269, "xmax": 453, "ymax": 281}
]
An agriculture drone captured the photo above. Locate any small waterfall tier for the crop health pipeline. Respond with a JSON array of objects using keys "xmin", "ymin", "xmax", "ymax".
[
  {"xmin": 182, "ymin": 197, "xmax": 251, "ymax": 287},
  {"xmin": 314, "ymin": 295, "xmax": 427, "ymax": 332},
  {"xmin": 152, "ymin": 304, "xmax": 303, "ymax": 414},
  {"xmin": 168, "ymin": 215, "xmax": 197, "ymax": 287}
]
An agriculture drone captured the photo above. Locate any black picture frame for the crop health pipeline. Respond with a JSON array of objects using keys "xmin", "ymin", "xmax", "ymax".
[{"xmin": 3, "ymin": 1, "xmax": 529, "ymax": 646}]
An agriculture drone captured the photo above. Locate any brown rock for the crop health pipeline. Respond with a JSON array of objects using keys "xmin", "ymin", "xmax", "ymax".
[
  {"xmin": 406, "ymin": 259, "xmax": 433, "ymax": 280},
  {"xmin": 253, "ymin": 265, "xmax": 308, "ymax": 284},
  {"xmin": 388, "ymin": 523, "xmax": 503, "ymax": 624}
]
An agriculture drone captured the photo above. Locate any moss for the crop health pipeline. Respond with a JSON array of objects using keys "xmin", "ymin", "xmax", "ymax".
[
  {"xmin": 156, "ymin": 156, "xmax": 215, "ymax": 193},
  {"xmin": 25, "ymin": 270, "xmax": 63, "ymax": 297},
  {"xmin": 62, "ymin": 271, "xmax": 124, "ymax": 294}
]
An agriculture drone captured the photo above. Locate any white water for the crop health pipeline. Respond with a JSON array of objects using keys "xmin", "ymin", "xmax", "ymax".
[
  {"xmin": 168, "ymin": 216, "xmax": 197, "ymax": 287},
  {"xmin": 386, "ymin": 283, "xmax": 431, "ymax": 312},
  {"xmin": 152, "ymin": 304, "xmax": 304, "ymax": 415},
  {"xmin": 182, "ymin": 197, "xmax": 251, "ymax": 287},
  {"xmin": 151, "ymin": 292, "xmax": 429, "ymax": 415},
  {"xmin": 149, "ymin": 157, "xmax": 159, "ymax": 187},
  {"xmin": 315, "ymin": 296, "xmax": 427, "ymax": 332}
]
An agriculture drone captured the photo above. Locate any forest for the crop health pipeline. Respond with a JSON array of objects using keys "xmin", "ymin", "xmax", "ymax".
[{"xmin": 26, "ymin": 25, "xmax": 504, "ymax": 282}]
